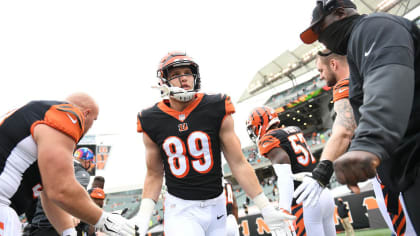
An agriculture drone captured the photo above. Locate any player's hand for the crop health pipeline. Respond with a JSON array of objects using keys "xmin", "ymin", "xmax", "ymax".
[
  {"xmin": 334, "ymin": 151, "xmax": 380, "ymax": 193},
  {"xmin": 133, "ymin": 215, "xmax": 149, "ymax": 236},
  {"xmin": 294, "ymin": 175, "xmax": 323, "ymax": 207},
  {"xmin": 261, "ymin": 205, "xmax": 296, "ymax": 236},
  {"xmin": 95, "ymin": 211, "xmax": 136, "ymax": 236}
]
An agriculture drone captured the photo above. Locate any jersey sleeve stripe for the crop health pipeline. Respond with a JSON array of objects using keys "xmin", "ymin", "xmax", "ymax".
[
  {"xmin": 137, "ymin": 113, "xmax": 143, "ymax": 133},
  {"xmin": 258, "ymin": 135, "xmax": 281, "ymax": 157},
  {"xmin": 30, "ymin": 104, "xmax": 84, "ymax": 142},
  {"xmin": 333, "ymin": 78, "xmax": 350, "ymax": 102},
  {"xmin": 224, "ymin": 95, "xmax": 235, "ymax": 115}
]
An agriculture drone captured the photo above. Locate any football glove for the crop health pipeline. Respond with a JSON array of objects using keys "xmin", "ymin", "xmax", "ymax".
[
  {"xmin": 261, "ymin": 206, "xmax": 296, "ymax": 236},
  {"xmin": 294, "ymin": 160, "xmax": 333, "ymax": 207},
  {"xmin": 95, "ymin": 211, "xmax": 136, "ymax": 236},
  {"xmin": 61, "ymin": 228, "xmax": 77, "ymax": 236},
  {"xmin": 294, "ymin": 175, "xmax": 323, "ymax": 207}
]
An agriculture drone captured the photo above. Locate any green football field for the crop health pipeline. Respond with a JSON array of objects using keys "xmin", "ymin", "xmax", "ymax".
[{"xmin": 336, "ymin": 228, "xmax": 392, "ymax": 236}]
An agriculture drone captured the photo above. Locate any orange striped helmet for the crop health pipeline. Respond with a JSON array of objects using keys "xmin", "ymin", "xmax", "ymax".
[
  {"xmin": 157, "ymin": 51, "xmax": 201, "ymax": 91},
  {"xmin": 246, "ymin": 106, "xmax": 280, "ymax": 143}
]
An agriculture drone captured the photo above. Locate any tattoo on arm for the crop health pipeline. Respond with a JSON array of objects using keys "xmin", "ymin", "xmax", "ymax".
[{"xmin": 333, "ymin": 99, "xmax": 357, "ymax": 131}]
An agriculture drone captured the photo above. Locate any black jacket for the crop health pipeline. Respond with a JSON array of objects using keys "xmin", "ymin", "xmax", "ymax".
[
  {"xmin": 347, "ymin": 13, "xmax": 420, "ymax": 192},
  {"xmin": 337, "ymin": 201, "xmax": 349, "ymax": 219}
]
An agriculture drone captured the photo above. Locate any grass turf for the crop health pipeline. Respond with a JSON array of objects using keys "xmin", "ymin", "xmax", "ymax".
[{"xmin": 336, "ymin": 228, "xmax": 392, "ymax": 236}]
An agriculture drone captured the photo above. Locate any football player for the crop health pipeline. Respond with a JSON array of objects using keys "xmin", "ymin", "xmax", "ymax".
[
  {"xmin": 246, "ymin": 106, "xmax": 336, "ymax": 236},
  {"xmin": 0, "ymin": 93, "xmax": 135, "ymax": 236},
  {"xmin": 136, "ymin": 52, "xmax": 295, "ymax": 236}
]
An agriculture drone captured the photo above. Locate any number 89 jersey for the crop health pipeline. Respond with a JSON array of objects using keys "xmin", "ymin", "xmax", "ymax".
[
  {"xmin": 137, "ymin": 93, "xmax": 235, "ymax": 200},
  {"xmin": 258, "ymin": 126, "xmax": 317, "ymax": 175}
]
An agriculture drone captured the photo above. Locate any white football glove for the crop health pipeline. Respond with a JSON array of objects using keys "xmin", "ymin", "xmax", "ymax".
[
  {"xmin": 261, "ymin": 205, "xmax": 296, "ymax": 236},
  {"xmin": 133, "ymin": 215, "xmax": 149, "ymax": 236},
  {"xmin": 61, "ymin": 228, "xmax": 77, "ymax": 236},
  {"xmin": 95, "ymin": 211, "xmax": 136, "ymax": 236},
  {"xmin": 293, "ymin": 175, "xmax": 323, "ymax": 208}
]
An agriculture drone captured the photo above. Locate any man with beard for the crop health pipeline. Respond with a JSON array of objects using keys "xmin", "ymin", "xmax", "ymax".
[{"xmin": 300, "ymin": 0, "xmax": 420, "ymax": 233}]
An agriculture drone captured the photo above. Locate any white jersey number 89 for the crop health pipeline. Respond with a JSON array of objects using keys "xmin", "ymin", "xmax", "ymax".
[{"xmin": 162, "ymin": 131, "xmax": 213, "ymax": 178}]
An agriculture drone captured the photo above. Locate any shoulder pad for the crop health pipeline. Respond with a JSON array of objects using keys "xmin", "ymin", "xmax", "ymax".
[
  {"xmin": 333, "ymin": 79, "xmax": 350, "ymax": 102},
  {"xmin": 34, "ymin": 103, "xmax": 85, "ymax": 142}
]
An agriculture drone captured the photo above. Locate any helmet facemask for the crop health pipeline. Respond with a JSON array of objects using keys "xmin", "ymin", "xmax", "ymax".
[{"xmin": 156, "ymin": 52, "xmax": 201, "ymax": 102}]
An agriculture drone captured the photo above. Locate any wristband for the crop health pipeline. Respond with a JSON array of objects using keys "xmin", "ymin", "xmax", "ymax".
[
  {"xmin": 311, "ymin": 160, "xmax": 333, "ymax": 187},
  {"xmin": 253, "ymin": 192, "xmax": 270, "ymax": 210},
  {"xmin": 61, "ymin": 228, "xmax": 77, "ymax": 236},
  {"xmin": 94, "ymin": 211, "xmax": 107, "ymax": 228},
  {"xmin": 139, "ymin": 198, "xmax": 156, "ymax": 218}
]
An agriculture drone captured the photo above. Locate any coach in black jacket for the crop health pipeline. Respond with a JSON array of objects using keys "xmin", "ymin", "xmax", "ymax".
[{"xmin": 300, "ymin": 0, "xmax": 420, "ymax": 233}]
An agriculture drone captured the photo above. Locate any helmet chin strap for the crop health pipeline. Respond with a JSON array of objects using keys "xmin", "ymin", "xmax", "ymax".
[{"xmin": 152, "ymin": 84, "xmax": 196, "ymax": 102}]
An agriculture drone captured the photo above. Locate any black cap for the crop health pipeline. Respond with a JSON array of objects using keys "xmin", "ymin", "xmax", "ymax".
[{"xmin": 300, "ymin": 0, "xmax": 357, "ymax": 44}]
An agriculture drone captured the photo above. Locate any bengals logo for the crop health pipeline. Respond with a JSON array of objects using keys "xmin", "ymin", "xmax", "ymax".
[{"xmin": 178, "ymin": 123, "xmax": 189, "ymax": 132}]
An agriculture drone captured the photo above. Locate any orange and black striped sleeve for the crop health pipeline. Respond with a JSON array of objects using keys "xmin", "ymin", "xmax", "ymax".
[
  {"xmin": 332, "ymin": 78, "xmax": 350, "ymax": 102},
  {"xmin": 31, "ymin": 103, "xmax": 85, "ymax": 143},
  {"xmin": 258, "ymin": 134, "xmax": 281, "ymax": 157},
  {"xmin": 224, "ymin": 95, "xmax": 235, "ymax": 115}
]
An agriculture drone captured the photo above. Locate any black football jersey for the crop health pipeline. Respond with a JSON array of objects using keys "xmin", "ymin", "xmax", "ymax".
[
  {"xmin": 258, "ymin": 126, "xmax": 317, "ymax": 175},
  {"xmin": 137, "ymin": 93, "xmax": 235, "ymax": 200},
  {"xmin": 0, "ymin": 101, "xmax": 85, "ymax": 215}
]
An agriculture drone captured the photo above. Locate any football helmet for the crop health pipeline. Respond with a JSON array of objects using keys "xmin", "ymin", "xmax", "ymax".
[
  {"xmin": 156, "ymin": 51, "xmax": 201, "ymax": 102},
  {"xmin": 74, "ymin": 147, "xmax": 94, "ymax": 161},
  {"xmin": 246, "ymin": 106, "xmax": 280, "ymax": 143},
  {"xmin": 74, "ymin": 147, "xmax": 94, "ymax": 170}
]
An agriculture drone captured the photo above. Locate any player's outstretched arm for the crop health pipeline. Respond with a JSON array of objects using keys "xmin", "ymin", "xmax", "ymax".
[
  {"xmin": 220, "ymin": 115, "xmax": 262, "ymax": 199},
  {"xmin": 220, "ymin": 116, "xmax": 295, "ymax": 235},
  {"xmin": 135, "ymin": 133, "xmax": 163, "ymax": 236},
  {"xmin": 35, "ymin": 124, "xmax": 135, "ymax": 236}
]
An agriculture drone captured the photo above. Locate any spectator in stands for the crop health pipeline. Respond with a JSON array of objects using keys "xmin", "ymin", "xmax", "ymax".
[
  {"xmin": 336, "ymin": 198, "xmax": 354, "ymax": 236},
  {"xmin": 272, "ymin": 184, "xmax": 278, "ymax": 197},
  {"xmin": 30, "ymin": 147, "xmax": 94, "ymax": 236},
  {"xmin": 91, "ymin": 176, "xmax": 105, "ymax": 189}
]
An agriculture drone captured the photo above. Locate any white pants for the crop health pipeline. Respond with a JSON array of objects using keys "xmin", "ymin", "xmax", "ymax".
[
  {"xmin": 302, "ymin": 188, "xmax": 336, "ymax": 236},
  {"xmin": 0, "ymin": 204, "xmax": 21, "ymax": 236},
  {"xmin": 164, "ymin": 192, "xmax": 226, "ymax": 236},
  {"xmin": 225, "ymin": 214, "xmax": 239, "ymax": 236},
  {"xmin": 371, "ymin": 177, "xmax": 415, "ymax": 236}
]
